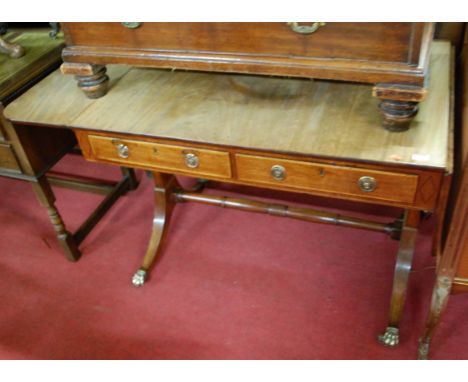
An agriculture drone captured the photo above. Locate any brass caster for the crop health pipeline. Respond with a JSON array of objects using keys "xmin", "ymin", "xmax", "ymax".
[
  {"xmin": 417, "ymin": 340, "xmax": 430, "ymax": 360},
  {"xmin": 377, "ymin": 326, "xmax": 399, "ymax": 347},
  {"xmin": 132, "ymin": 269, "xmax": 147, "ymax": 287}
]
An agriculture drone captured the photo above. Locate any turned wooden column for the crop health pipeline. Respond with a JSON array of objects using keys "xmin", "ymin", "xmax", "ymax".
[{"xmin": 31, "ymin": 176, "xmax": 81, "ymax": 261}]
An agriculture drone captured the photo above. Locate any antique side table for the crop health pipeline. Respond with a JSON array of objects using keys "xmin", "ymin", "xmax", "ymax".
[
  {"xmin": 0, "ymin": 30, "xmax": 138, "ymax": 261},
  {"xmin": 5, "ymin": 41, "xmax": 453, "ymax": 348}
]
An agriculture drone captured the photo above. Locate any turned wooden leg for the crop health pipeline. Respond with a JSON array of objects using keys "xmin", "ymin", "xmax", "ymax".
[
  {"xmin": 131, "ymin": 172, "xmax": 180, "ymax": 287},
  {"xmin": 0, "ymin": 35, "xmax": 25, "ymax": 58},
  {"xmin": 31, "ymin": 176, "xmax": 81, "ymax": 262},
  {"xmin": 372, "ymin": 84, "xmax": 427, "ymax": 132},
  {"xmin": 61, "ymin": 62, "xmax": 109, "ymax": 99},
  {"xmin": 378, "ymin": 209, "xmax": 420, "ymax": 347}
]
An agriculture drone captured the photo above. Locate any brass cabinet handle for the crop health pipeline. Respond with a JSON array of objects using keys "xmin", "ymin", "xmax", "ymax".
[
  {"xmin": 112, "ymin": 139, "xmax": 130, "ymax": 158},
  {"xmin": 184, "ymin": 152, "xmax": 200, "ymax": 169},
  {"xmin": 358, "ymin": 176, "xmax": 377, "ymax": 192},
  {"xmin": 121, "ymin": 22, "xmax": 142, "ymax": 29},
  {"xmin": 287, "ymin": 22, "xmax": 326, "ymax": 34},
  {"xmin": 116, "ymin": 143, "xmax": 129, "ymax": 159},
  {"xmin": 271, "ymin": 165, "xmax": 287, "ymax": 181}
]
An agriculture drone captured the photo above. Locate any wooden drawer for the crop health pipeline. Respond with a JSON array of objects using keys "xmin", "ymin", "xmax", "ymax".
[
  {"xmin": 235, "ymin": 154, "xmax": 418, "ymax": 205},
  {"xmin": 0, "ymin": 143, "xmax": 21, "ymax": 173},
  {"xmin": 86, "ymin": 135, "xmax": 232, "ymax": 179},
  {"xmin": 63, "ymin": 22, "xmax": 422, "ymax": 64}
]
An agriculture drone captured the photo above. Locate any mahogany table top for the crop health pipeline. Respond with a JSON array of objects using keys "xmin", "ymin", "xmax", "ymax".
[{"xmin": 5, "ymin": 41, "xmax": 452, "ymax": 171}]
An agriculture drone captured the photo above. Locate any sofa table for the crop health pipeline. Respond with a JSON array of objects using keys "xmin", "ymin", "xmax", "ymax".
[{"xmin": 4, "ymin": 41, "xmax": 453, "ymax": 348}]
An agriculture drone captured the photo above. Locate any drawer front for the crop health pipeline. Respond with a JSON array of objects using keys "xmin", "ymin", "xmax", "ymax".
[
  {"xmin": 0, "ymin": 143, "xmax": 22, "ymax": 173},
  {"xmin": 64, "ymin": 22, "xmax": 420, "ymax": 64},
  {"xmin": 87, "ymin": 135, "xmax": 232, "ymax": 179},
  {"xmin": 235, "ymin": 154, "xmax": 418, "ymax": 205}
]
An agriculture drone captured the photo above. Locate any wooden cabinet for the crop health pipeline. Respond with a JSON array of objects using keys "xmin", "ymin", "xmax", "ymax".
[{"xmin": 60, "ymin": 22, "xmax": 435, "ymax": 132}]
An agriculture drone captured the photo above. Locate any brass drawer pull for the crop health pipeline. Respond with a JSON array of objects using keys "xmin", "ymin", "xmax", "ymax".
[
  {"xmin": 184, "ymin": 152, "xmax": 199, "ymax": 168},
  {"xmin": 121, "ymin": 22, "xmax": 142, "ymax": 29},
  {"xmin": 116, "ymin": 143, "xmax": 129, "ymax": 159},
  {"xmin": 358, "ymin": 176, "xmax": 377, "ymax": 192},
  {"xmin": 271, "ymin": 165, "xmax": 287, "ymax": 181},
  {"xmin": 111, "ymin": 139, "xmax": 130, "ymax": 158},
  {"xmin": 287, "ymin": 22, "xmax": 326, "ymax": 34}
]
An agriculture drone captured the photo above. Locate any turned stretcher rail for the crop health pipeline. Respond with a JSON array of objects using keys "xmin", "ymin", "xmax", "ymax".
[{"xmin": 174, "ymin": 190, "xmax": 400, "ymax": 237}]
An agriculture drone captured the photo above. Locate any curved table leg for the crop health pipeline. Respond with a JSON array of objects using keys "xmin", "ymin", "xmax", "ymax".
[
  {"xmin": 378, "ymin": 209, "xmax": 420, "ymax": 347},
  {"xmin": 132, "ymin": 172, "xmax": 180, "ymax": 287}
]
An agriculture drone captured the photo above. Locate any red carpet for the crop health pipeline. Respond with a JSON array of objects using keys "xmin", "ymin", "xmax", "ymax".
[{"xmin": 1, "ymin": 154, "xmax": 467, "ymax": 359}]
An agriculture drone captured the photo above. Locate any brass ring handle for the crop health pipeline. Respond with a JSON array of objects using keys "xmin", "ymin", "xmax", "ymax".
[
  {"xmin": 271, "ymin": 165, "xmax": 287, "ymax": 181},
  {"xmin": 184, "ymin": 153, "xmax": 200, "ymax": 169},
  {"xmin": 121, "ymin": 22, "xmax": 142, "ymax": 29},
  {"xmin": 358, "ymin": 176, "xmax": 377, "ymax": 192},
  {"xmin": 287, "ymin": 22, "xmax": 326, "ymax": 34}
]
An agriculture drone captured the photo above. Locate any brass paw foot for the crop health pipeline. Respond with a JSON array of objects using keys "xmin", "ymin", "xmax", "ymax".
[
  {"xmin": 132, "ymin": 269, "xmax": 147, "ymax": 287},
  {"xmin": 377, "ymin": 326, "xmax": 399, "ymax": 347},
  {"xmin": 417, "ymin": 340, "xmax": 430, "ymax": 360}
]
